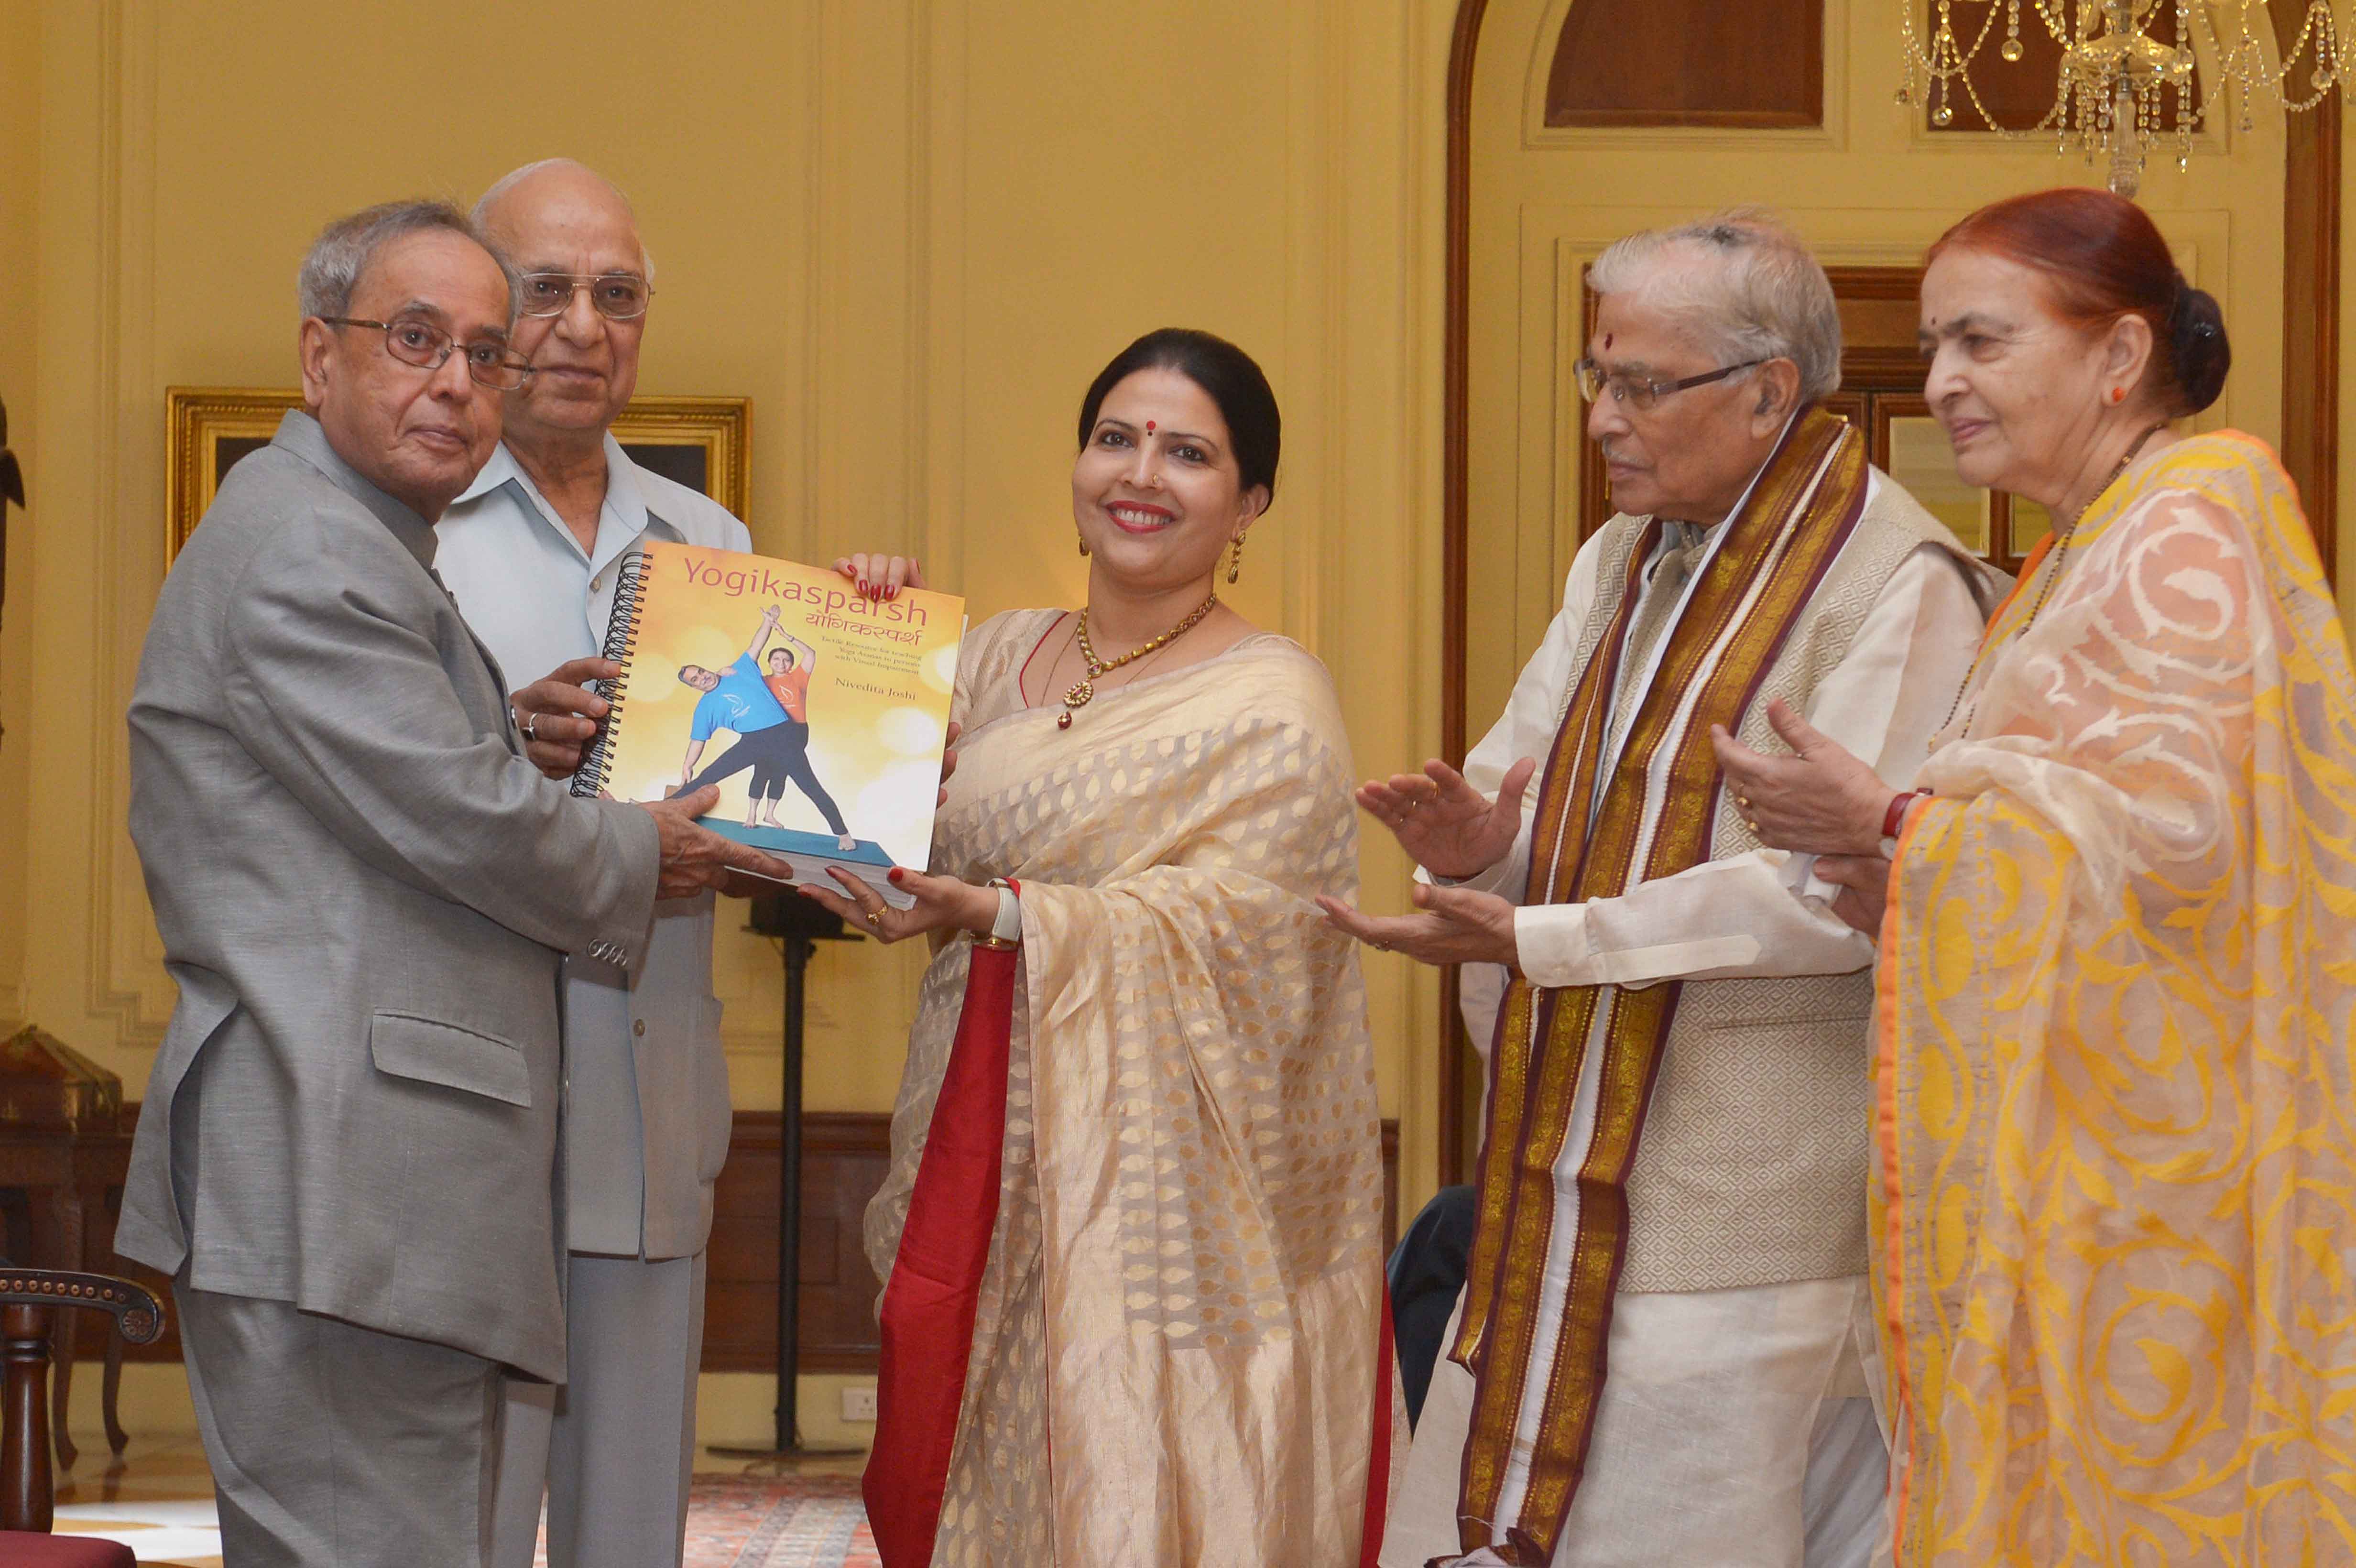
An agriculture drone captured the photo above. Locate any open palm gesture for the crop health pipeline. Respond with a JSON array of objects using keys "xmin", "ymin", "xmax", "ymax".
[{"xmin": 1355, "ymin": 758, "xmax": 1537, "ymax": 882}]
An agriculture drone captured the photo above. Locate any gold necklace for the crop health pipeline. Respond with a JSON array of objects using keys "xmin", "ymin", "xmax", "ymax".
[
  {"xmin": 1931, "ymin": 423, "xmax": 2166, "ymax": 751},
  {"xmin": 1058, "ymin": 593, "xmax": 1219, "ymax": 729}
]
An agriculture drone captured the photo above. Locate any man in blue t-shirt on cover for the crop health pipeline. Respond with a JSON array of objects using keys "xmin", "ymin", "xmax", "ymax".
[{"xmin": 675, "ymin": 601, "xmax": 854, "ymax": 847}]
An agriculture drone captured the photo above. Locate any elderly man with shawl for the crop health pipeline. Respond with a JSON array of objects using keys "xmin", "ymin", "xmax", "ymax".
[{"xmin": 1325, "ymin": 213, "xmax": 2000, "ymax": 1567}]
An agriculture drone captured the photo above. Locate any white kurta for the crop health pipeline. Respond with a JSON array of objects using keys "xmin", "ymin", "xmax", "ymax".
[{"xmin": 1387, "ymin": 475, "xmax": 1989, "ymax": 1568}]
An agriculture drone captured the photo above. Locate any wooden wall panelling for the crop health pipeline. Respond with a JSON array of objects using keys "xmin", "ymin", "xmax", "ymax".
[
  {"xmin": 2271, "ymin": 8, "xmax": 2341, "ymax": 583},
  {"xmin": 1438, "ymin": 0, "xmax": 1494, "ymax": 1187},
  {"xmin": 701, "ymin": 1112, "xmax": 1402, "ymax": 1377},
  {"xmin": 83, "ymin": 1112, "xmax": 1398, "ymax": 1380},
  {"xmin": 705, "ymin": 1111, "xmax": 888, "ymax": 1374},
  {"xmin": 1548, "ymin": 0, "xmax": 1824, "ymax": 128}
]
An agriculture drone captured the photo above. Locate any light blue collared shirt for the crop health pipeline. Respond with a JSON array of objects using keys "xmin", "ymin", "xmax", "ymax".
[{"xmin": 436, "ymin": 435, "xmax": 751, "ymax": 1258}]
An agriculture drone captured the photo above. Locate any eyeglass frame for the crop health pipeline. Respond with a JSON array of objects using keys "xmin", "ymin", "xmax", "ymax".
[
  {"xmin": 515, "ymin": 272, "xmax": 654, "ymax": 320},
  {"xmin": 316, "ymin": 316, "xmax": 537, "ymax": 391},
  {"xmin": 1574, "ymin": 356, "xmax": 1769, "ymax": 412}
]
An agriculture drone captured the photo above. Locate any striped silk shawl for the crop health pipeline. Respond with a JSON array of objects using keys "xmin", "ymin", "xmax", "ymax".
[{"xmin": 1449, "ymin": 407, "xmax": 1871, "ymax": 1563}]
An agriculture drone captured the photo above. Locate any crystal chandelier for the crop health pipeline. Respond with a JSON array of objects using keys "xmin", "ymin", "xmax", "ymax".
[{"xmin": 1896, "ymin": 0, "xmax": 2345, "ymax": 196}]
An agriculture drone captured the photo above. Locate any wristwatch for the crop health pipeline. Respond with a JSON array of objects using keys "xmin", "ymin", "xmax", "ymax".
[{"xmin": 979, "ymin": 877, "xmax": 1023, "ymax": 949}]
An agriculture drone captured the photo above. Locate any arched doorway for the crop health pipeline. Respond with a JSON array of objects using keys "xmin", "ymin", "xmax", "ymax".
[{"xmin": 1433, "ymin": 0, "xmax": 2330, "ymax": 1178}]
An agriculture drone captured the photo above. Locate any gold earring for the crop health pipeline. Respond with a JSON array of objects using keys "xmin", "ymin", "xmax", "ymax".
[
  {"xmin": 1226, "ymin": 532, "xmax": 1245, "ymax": 585},
  {"xmin": 1078, "ymin": 532, "xmax": 1090, "ymax": 557}
]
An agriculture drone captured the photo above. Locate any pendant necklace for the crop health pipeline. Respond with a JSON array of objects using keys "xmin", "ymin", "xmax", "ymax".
[
  {"xmin": 1931, "ymin": 423, "xmax": 2166, "ymax": 752},
  {"xmin": 1058, "ymin": 592, "xmax": 1220, "ymax": 729}
]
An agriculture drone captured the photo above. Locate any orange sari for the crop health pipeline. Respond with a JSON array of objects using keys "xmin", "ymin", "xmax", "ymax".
[{"xmin": 1877, "ymin": 432, "xmax": 2356, "ymax": 1564}]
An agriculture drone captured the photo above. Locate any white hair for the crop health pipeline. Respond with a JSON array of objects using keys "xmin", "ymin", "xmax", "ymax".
[
  {"xmin": 296, "ymin": 199, "xmax": 516, "ymax": 321},
  {"xmin": 1588, "ymin": 209, "xmax": 1842, "ymax": 403},
  {"xmin": 472, "ymin": 158, "xmax": 656, "ymax": 283}
]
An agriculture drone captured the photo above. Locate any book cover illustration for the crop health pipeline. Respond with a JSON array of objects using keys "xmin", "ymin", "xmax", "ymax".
[{"xmin": 576, "ymin": 539, "xmax": 963, "ymax": 908}]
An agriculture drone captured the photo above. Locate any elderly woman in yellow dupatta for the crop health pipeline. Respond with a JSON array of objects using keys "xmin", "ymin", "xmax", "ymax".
[
  {"xmin": 810, "ymin": 328, "xmax": 1392, "ymax": 1568},
  {"xmin": 1714, "ymin": 188, "xmax": 2356, "ymax": 1566}
]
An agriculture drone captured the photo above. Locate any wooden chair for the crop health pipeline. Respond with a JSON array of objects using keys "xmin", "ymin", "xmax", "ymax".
[{"xmin": 0, "ymin": 1266, "xmax": 163, "ymax": 1566}]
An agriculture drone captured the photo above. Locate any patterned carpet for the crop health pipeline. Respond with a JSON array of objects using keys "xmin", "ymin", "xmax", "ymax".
[
  {"xmin": 677, "ymin": 1473, "xmax": 881, "ymax": 1568},
  {"xmin": 58, "ymin": 1463, "xmax": 880, "ymax": 1568}
]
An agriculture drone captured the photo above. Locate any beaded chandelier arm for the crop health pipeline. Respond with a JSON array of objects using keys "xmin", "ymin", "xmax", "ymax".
[{"xmin": 1896, "ymin": 0, "xmax": 2344, "ymax": 196}]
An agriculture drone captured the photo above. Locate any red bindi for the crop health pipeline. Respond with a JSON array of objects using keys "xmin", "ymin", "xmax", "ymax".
[
  {"xmin": 1603, "ymin": 333, "xmax": 1614, "ymax": 350},
  {"xmin": 1145, "ymin": 420, "xmax": 1156, "ymax": 433}
]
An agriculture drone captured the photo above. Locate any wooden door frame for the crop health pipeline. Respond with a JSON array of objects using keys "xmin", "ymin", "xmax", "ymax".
[
  {"xmin": 1436, "ymin": 0, "xmax": 2343, "ymax": 1182},
  {"xmin": 1436, "ymin": 0, "xmax": 1494, "ymax": 1187}
]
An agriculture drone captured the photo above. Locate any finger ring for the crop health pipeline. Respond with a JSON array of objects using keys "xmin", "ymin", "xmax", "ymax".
[
  {"xmin": 1375, "ymin": 941, "xmax": 1391, "ymax": 951},
  {"xmin": 865, "ymin": 911, "xmax": 883, "ymax": 928},
  {"xmin": 1746, "ymin": 817, "xmax": 1762, "ymax": 834},
  {"xmin": 522, "ymin": 714, "xmax": 540, "ymax": 741},
  {"xmin": 1735, "ymin": 793, "xmax": 1750, "ymax": 809}
]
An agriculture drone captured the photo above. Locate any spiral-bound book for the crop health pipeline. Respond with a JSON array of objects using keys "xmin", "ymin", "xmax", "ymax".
[{"xmin": 573, "ymin": 540, "xmax": 964, "ymax": 909}]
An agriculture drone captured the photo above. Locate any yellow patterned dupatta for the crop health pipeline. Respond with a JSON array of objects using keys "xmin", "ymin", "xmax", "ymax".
[
  {"xmin": 1878, "ymin": 431, "xmax": 2356, "ymax": 1565},
  {"xmin": 864, "ymin": 611, "xmax": 1389, "ymax": 1567}
]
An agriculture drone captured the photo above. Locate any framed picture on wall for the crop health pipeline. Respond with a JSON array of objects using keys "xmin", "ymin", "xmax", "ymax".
[{"xmin": 164, "ymin": 388, "xmax": 753, "ymax": 560}]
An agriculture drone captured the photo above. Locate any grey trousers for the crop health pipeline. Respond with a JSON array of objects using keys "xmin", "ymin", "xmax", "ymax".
[
  {"xmin": 488, "ymin": 1251, "xmax": 706, "ymax": 1568},
  {"xmin": 176, "ymin": 1281, "xmax": 504, "ymax": 1568}
]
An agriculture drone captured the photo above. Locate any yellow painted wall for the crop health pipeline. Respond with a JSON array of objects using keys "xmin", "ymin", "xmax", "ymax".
[
  {"xmin": 0, "ymin": 0, "xmax": 37, "ymax": 1027},
  {"xmin": 3, "ymin": 0, "xmax": 2349, "ymax": 1282},
  {"xmin": 0, "ymin": 0, "xmax": 1463, "ymax": 1223}
]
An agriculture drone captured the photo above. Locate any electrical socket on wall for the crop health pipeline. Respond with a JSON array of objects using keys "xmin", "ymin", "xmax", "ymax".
[{"xmin": 841, "ymin": 1385, "xmax": 878, "ymax": 1422}]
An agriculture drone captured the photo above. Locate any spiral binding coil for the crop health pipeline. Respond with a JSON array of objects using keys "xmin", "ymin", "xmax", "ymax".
[{"xmin": 571, "ymin": 549, "xmax": 650, "ymax": 799}]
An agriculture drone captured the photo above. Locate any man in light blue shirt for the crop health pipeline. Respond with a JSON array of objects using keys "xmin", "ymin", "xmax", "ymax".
[{"xmin": 435, "ymin": 159, "xmax": 738, "ymax": 1568}]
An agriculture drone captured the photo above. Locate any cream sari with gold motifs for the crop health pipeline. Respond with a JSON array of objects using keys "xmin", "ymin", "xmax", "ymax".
[{"xmin": 865, "ymin": 608, "xmax": 1389, "ymax": 1566}]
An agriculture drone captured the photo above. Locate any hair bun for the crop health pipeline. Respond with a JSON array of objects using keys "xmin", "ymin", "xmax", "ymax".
[{"xmin": 2169, "ymin": 284, "xmax": 2231, "ymax": 414}]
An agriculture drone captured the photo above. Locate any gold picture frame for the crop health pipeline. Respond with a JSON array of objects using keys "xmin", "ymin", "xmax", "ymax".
[{"xmin": 165, "ymin": 389, "xmax": 753, "ymax": 560}]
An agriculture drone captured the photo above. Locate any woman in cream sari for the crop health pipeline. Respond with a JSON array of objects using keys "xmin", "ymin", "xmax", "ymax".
[
  {"xmin": 1716, "ymin": 189, "xmax": 2356, "ymax": 1564},
  {"xmin": 812, "ymin": 329, "xmax": 1390, "ymax": 1566}
]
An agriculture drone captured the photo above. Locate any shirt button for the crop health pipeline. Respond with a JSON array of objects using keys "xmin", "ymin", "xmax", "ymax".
[
  {"xmin": 633, "ymin": 1019, "xmax": 646, "ymax": 1037},
  {"xmin": 590, "ymin": 574, "xmax": 603, "ymax": 592}
]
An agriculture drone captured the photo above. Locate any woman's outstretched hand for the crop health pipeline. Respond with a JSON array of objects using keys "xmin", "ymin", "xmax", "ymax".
[
  {"xmin": 1709, "ymin": 700, "xmax": 1892, "ymax": 857},
  {"xmin": 796, "ymin": 863, "xmax": 992, "ymax": 944},
  {"xmin": 1355, "ymin": 758, "xmax": 1536, "ymax": 882},
  {"xmin": 833, "ymin": 553, "xmax": 927, "ymax": 601}
]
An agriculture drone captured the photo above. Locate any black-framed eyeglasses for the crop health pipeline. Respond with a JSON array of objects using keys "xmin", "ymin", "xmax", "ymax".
[
  {"xmin": 517, "ymin": 272, "xmax": 653, "ymax": 320},
  {"xmin": 1575, "ymin": 357, "xmax": 1767, "ymax": 412},
  {"xmin": 319, "ymin": 316, "xmax": 535, "ymax": 391}
]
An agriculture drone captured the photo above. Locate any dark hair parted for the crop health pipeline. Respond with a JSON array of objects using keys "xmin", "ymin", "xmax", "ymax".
[
  {"xmin": 1928, "ymin": 187, "xmax": 2229, "ymax": 416},
  {"xmin": 1077, "ymin": 328, "xmax": 1282, "ymax": 502}
]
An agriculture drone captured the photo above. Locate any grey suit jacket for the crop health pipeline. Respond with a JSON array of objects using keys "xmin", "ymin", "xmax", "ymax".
[{"xmin": 118, "ymin": 411, "xmax": 661, "ymax": 1381}]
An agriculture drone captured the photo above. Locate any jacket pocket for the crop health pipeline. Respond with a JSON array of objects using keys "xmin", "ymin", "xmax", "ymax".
[{"xmin": 369, "ymin": 1011, "xmax": 532, "ymax": 1107}]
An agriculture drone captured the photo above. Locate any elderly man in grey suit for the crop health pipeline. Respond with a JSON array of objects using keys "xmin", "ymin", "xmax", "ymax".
[
  {"xmin": 116, "ymin": 199, "xmax": 791, "ymax": 1568},
  {"xmin": 434, "ymin": 158, "xmax": 737, "ymax": 1568}
]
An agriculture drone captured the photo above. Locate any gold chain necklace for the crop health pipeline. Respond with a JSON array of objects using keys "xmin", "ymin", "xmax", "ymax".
[
  {"xmin": 1058, "ymin": 593, "xmax": 1220, "ymax": 729},
  {"xmin": 1931, "ymin": 423, "xmax": 2165, "ymax": 751}
]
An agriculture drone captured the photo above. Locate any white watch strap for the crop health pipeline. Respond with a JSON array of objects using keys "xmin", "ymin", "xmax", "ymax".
[{"xmin": 990, "ymin": 883, "xmax": 1024, "ymax": 944}]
